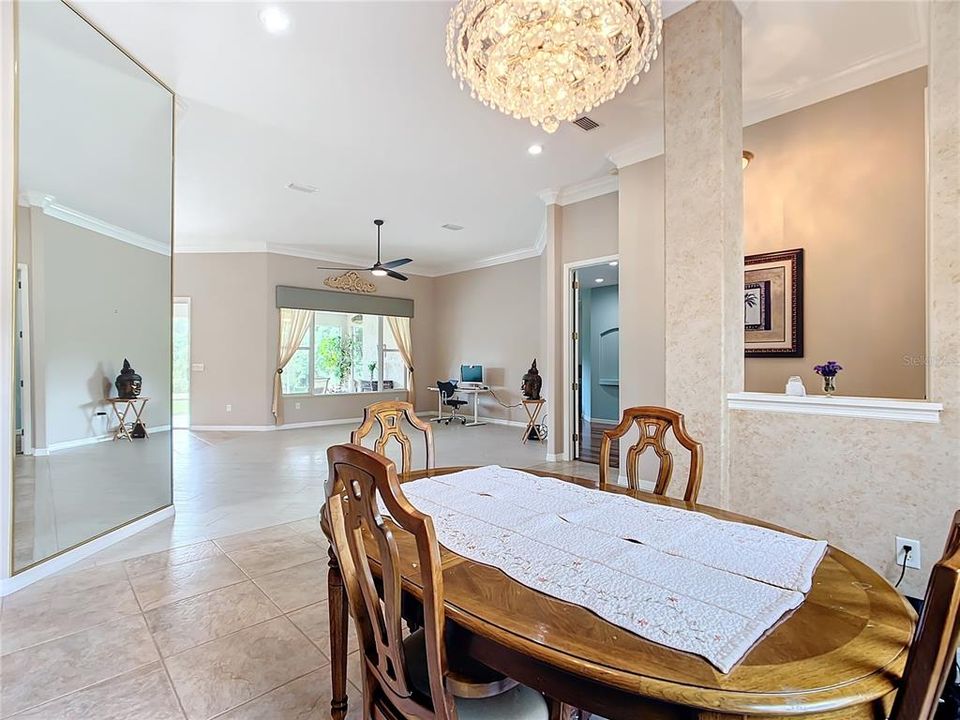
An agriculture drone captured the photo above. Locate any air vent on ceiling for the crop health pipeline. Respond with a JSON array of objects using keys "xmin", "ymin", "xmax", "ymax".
[
  {"xmin": 286, "ymin": 182, "xmax": 319, "ymax": 194},
  {"xmin": 441, "ymin": 223, "xmax": 464, "ymax": 231},
  {"xmin": 572, "ymin": 116, "xmax": 600, "ymax": 132}
]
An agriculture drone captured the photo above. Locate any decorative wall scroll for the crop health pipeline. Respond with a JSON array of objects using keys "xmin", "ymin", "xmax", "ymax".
[
  {"xmin": 745, "ymin": 248, "xmax": 804, "ymax": 357},
  {"xmin": 323, "ymin": 270, "xmax": 377, "ymax": 294}
]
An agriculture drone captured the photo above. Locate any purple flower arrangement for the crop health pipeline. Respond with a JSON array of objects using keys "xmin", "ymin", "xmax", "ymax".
[{"xmin": 814, "ymin": 361, "xmax": 843, "ymax": 377}]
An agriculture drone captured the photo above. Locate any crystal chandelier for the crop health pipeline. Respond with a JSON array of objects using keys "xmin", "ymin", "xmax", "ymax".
[{"xmin": 445, "ymin": 0, "xmax": 662, "ymax": 133}]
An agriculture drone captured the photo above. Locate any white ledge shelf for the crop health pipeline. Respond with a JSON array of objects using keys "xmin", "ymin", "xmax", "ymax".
[{"xmin": 727, "ymin": 392, "xmax": 943, "ymax": 424}]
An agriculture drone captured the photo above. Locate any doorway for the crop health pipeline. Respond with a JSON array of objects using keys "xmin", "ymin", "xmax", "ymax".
[
  {"xmin": 172, "ymin": 297, "xmax": 191, "ymax": 428},
  {"xmin": 568, "ymin": 259, "xmax": 619, "ymax": 464}
]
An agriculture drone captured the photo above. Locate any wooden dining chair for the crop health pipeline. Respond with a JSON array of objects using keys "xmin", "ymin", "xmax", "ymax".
[
  {"xmin": 598, "ymin": 406, "xmax": 703, "ymax": 502},
  {"xmin": 325, "ymin": 443, "xmax": 549, "ymax": 720},
  {"xmin": 889, "ymin": 510, "xmax": 960, "ymax": 720},
  {"xmin": 351, "ymin": 400, "xmax": 434, "ymax": 475}
]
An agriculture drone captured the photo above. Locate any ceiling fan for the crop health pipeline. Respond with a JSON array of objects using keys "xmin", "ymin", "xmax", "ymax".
[{"xmin": 316, "ymin": 219, "xmax": 412, "ymax": 281}]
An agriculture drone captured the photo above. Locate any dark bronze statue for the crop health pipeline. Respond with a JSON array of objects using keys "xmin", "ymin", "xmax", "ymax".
[
  {"xmin": 115, "ymin": 358, "xmax": 143, "ymax": 399},
  {"xmin": 521, "ymin": 359, "xmax": 542, "ymax": 401}
]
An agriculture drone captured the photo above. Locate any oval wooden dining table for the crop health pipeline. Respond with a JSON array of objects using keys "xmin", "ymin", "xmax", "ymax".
[{"xmin": 320, "ymin": 466, "xmax": 916, "ymax": 720}]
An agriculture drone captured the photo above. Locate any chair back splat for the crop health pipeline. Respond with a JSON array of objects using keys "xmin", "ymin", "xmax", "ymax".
[
  {"xmin": 326, "ymin": 443, "xmax": 457, "ymax": 720},
  {"xmin": 598, "ymin": 406, "xmax": 703, "ymax": 502},
  {"xmin": 351, "ymin": 400, "xmax": 435, "ymax": 475},
  {"xmin": 890, "ymin": 510, "xmax": 960, "ymax": 720}
]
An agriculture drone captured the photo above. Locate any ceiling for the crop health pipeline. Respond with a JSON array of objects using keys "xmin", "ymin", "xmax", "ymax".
[{"xmin": 72, "ymin": 0, "xmax": 928, "ymax": 276}]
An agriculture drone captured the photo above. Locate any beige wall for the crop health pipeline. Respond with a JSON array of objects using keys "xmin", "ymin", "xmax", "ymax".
[
  {"xmin": 744, "ymin": 69, "xmax": 927, "ymax": 399},
  {"xmin": 174, "ymin": 253, "xmax": 270, "ymax": 427},
  {"xmin": 174, "ymin": 252, "xmax": 436, "ymax": 427},
  {"xmin": 560, "ymin": 191, "xmax": 619, "ymax": 263},
  {"xmin": 433, "ymin": 258, "xmax": 542, "ymax": 424}
]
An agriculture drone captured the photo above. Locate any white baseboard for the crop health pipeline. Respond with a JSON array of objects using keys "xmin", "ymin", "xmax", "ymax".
[
  {"xmin": 2, "ymin": 505, "xmax": 175, "ymax": 596},
  {"xmin": 545, "ymin": 453, "xmax": 564, "ymax": 462},
  {"xmin": 34, "ymin": 426, "xmax": 171, "ymax": 455}
]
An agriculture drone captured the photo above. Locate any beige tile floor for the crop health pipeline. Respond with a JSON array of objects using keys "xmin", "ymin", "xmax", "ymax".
[{"xmin": 1, "ymin": 422, "xmax": 596, "ymax": 719}]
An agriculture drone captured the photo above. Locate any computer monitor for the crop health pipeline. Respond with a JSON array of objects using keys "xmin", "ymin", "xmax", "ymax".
[{"xmin": 460, "ymin": 364, "xmax": 484, "ymax": 384}]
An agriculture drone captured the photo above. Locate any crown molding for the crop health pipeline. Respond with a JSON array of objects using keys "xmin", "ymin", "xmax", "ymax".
[
  {"xmin": 18, "ymin": 192, "xmax": 170, "ymax": 256},
  {"xmin": 174, "ymin": 241, "xmax": 266, "ymax": 254},
  {"xmin": 539, "ymin": 174, "xmax": 619, "ymax": 207},
  {"xmin": 745, "ymin": 44, "xmax": 928, "ymax": 128}
]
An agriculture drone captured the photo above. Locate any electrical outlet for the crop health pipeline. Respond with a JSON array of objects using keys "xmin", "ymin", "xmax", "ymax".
[
  {"xmin": 896, "ymin": 536, "xmax": 921, "ymax": 570},
  {"xmin": 295, "ymin": 402, "xmax": 301, "ymax": 410},
  {"xmin": 225, "ymin": 404, "xmax": 232, "ymax": 413}
]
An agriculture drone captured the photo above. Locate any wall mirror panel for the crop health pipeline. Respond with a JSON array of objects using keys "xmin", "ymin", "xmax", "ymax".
[{"xmin": 13, "ymin": 0, "xmax": 173, "ymax": 572}]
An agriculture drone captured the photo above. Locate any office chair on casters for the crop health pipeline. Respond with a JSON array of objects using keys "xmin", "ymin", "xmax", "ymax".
[{"xmin": 436, "ymin": 380, "xmax": 467, "ymax": 425}]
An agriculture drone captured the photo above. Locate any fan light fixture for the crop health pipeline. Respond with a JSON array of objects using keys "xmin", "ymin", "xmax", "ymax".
[
  {"xmin": 315, "ymin": 219, "xmax": 413, "ymax": 281},
  {"xmin": 446, "ymin": 0, "xmax": 662, "ymax": 133},
  {"xmin": 742, "ymin": 150, "xmax": 754, "ymax": 169}
]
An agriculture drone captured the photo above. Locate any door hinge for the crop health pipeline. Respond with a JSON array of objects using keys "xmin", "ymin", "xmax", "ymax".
[
  {"xmin": 572, "ymin": 433, "xmax": 579, "ymax": 442},
  {"xmin": 571, "ymin": 381, "xmax": 579, "ymax": 391},
  {"xmin": 571, "ymin": 331, "xmax": 578, "ymax": 341},
  {"xmin": 20, "ymin": 380, "xmax": 24, "ymax": 387},
  {"xmin": 572, "ymin": 279, "xmax": 579, "ymax": 290}
]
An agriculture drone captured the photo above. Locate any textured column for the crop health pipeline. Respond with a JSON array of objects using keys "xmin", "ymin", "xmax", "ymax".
[
  {"xmin": 663, "ymin": 1, "xmax": 743, "ymax": 507},
  {"xmin": 928, "ymin": 0, "xmax": 960, "ymax": 408}
]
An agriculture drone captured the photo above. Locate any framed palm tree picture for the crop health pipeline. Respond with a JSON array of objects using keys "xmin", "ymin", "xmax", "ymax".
[{"xmin": 744, "ymin": 248, "xmax": 804, "ymax": 357}]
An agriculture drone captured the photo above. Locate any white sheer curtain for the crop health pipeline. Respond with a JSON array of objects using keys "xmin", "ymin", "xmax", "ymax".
[
  {"xmin": 272, "ymin": 308, "xmax": 313, "ymax": 425},
  {"xmin": 387, "ymin": 316, "xmax": 415, "ymax": 404}
]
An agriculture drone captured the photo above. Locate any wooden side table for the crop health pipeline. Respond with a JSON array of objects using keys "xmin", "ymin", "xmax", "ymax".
[
  {"xmin": 521, "ymin": 399, "xmax": 546, "ymax": 443},
  {"xmin": 106, "ymin": 397, "xmax": 150, "ymax": 442}
]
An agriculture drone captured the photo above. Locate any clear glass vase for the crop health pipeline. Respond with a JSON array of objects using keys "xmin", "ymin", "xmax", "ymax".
[{"xmin": 822, "ymin": 375, "xmax": 837, "ymax": 396}]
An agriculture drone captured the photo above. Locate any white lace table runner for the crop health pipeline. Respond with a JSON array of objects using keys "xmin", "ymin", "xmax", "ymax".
[{"xmin": 383, "ymin": 466, "xmax": 826, "ymax": 673}]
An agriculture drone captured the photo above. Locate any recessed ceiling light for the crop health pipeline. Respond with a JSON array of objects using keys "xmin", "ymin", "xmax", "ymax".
[
  {"xmin": 441, "ymin": 223, "xmax": 464, "ymax": 231},
  {"xmin": 595, "ymin": 278, "xmax": 604, "ymax": 283},
  {"xmin": 286, "ymin": 182, "xmax": 318, "ymax": 193},
  {"xmin": 259, "ymin": 7, "xmax": 291, "ymax": 34},
  {"xmin": 528, "ymin": 144, "xmax": 543, "ymax": 156},
  {"xmin": 609, "ymin": 261, "xmax": 618, "ymax": 267}
]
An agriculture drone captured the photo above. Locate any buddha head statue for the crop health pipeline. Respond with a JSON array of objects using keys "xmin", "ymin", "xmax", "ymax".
[
  {"xmin": 115, "ymin": 358, "xmax": 142, "ymax": 399},
  {"xmin": 521, "ymin": 359, "xmax": 542, "ymax": 401}
]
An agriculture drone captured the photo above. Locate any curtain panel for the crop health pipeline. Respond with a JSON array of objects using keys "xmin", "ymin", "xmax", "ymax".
[
  {"xmin": 272, "ymin": 308, "xmax": 313, "ymax": 424},
  {"xmin": 387, "ymin": 316, "xmax": 415, "ymax": 404}
]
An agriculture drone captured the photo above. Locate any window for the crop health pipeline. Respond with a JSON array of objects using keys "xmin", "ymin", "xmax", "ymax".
[{"xmin": 281, "ymin": 310, "xmax": 407, "ymax": 395}]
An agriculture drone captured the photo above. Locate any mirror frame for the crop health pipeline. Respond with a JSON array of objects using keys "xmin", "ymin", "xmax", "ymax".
[{"xmin": 10, "ymin": 0, "xmax": 175, "ymax": 575}]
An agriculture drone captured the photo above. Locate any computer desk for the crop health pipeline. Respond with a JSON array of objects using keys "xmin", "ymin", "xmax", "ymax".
[{"xmin": 427, "ymin": 385, "xmax": 491, "ymax": 427}]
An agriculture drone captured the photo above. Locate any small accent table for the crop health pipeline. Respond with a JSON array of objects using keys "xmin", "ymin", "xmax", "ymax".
[
  {"xmin": 106, "ymin": 397, "xmax": 150, "ymax": 442},
  {"xmin": 521, "ymin": 399, "xmax": 546, "ymax": 443}
]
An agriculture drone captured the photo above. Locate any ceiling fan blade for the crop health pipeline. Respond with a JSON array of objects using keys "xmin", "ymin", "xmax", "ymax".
[
  {"xmin": 316, "ymin": 265, "xmax": 371, "ymax": 271},
  {"xmin": 381, "ymin": 258, "xmax": 412, "ymax": 269},
  {"xmin": 385, "ymin": 269, "xmax": 408, "ymax": 281}
]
